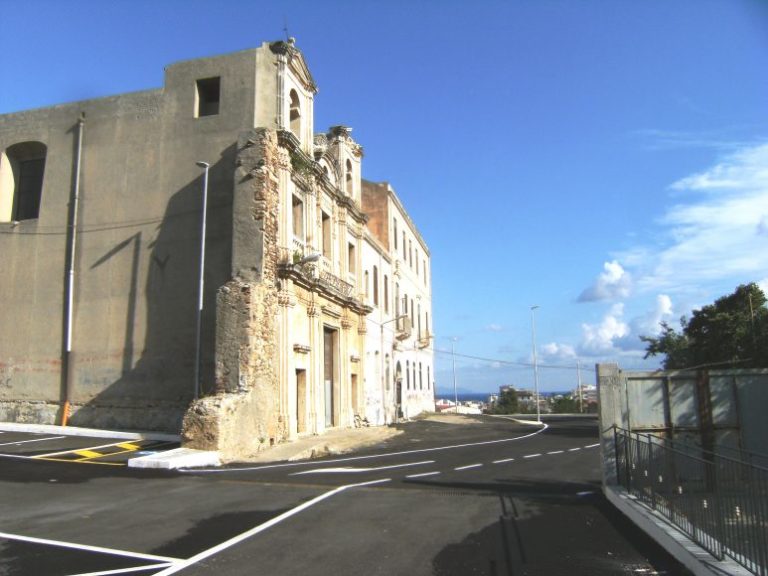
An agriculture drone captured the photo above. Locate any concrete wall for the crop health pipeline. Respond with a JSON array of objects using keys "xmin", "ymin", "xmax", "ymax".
[
  {"xmin": 0, "ymin": 48, "xmax": 262, "ymax": 431},
  {"xmin": 598, "ymin": 363, "xmax": 768, "ymax": 485}
]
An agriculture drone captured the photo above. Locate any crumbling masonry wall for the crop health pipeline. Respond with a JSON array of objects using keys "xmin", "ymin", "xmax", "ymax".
[{"xmin": 182, "ymin": 129, "xmax": 284, "ymax": 460}]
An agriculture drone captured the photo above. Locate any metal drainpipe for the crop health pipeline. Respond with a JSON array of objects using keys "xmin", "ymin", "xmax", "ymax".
[{"xmin": 62, "ymin": 112, "xmax": 85, "ymax": 426}]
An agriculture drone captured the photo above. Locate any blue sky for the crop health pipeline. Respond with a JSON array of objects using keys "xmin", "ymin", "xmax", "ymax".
[{"xmin": 2, "ymin": 0, "xmax": 767, "ymax": 394}]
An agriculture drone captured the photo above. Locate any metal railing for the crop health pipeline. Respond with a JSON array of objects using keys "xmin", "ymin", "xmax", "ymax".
[{"xmin": 615, "ymin": 427, "xmax": 768, "ymax": 575}]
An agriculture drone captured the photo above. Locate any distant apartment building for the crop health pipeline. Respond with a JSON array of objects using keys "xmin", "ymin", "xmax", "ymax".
[{"xmin": 0, "ymin": 40, "xmax": 433, "ymax": 459}]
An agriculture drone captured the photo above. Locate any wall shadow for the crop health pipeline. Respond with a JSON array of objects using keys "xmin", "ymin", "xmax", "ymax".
[{"xmin": 66, "ymin": 144, "xmax": 236, "ymax": 432}]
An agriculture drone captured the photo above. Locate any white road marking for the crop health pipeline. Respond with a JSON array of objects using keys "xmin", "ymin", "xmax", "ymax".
[
  {"xmin": 547, "ymin": 450, "xmax": 564, "ymax": 455},
  {"xmin": 584, "ymin": 443, "xmax": 600, "ymax": 448},
  {"xmin": 0, "ymin": 531, "xmax": 181, "ymax": 563},
  {"xmin": 492, "ymin": 457, "xmax": 515, "ymax": 464},
  {"xmin": 0, "ymin": 435, "xmax": 66, "ymax": 447},
  {"xmin": 454, "ymin": 463, "xmax": 482, "ymax": 471},
  {"xmin": 406, "ymin": 471, "xmax": 441, "ymax": 479},
  {"xmin": 568, "ymin": 447, "xmax": 581, "ymax": 452},
  {"xmin": 183, "ymin": 422, "xmax": 549, "ymax": 474},
  {"xmin": 291, "ymin": 460, "xmax": 434, "ymax": 475},
  {"xmin": 66, "ymin": 563, "xmax": 174, "ymax": 575},
  {"xmin": 34, "ymin": 441, "xmax": 135, "ymax": 458},
  {"xmin": 523, "ymin": 453, "xmax": 542, "ymax": 459},
  {"xmin": 0, "ymin": 453, "xmax": 40, "ymax": 460},
  {"xmin": 151, "ymin": 478, "xmax": 391, "ymax": 575}
]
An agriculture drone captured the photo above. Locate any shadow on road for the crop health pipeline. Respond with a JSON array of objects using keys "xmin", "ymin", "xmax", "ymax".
[{"xmin": 424, "ymin": 476, "xmax": 692, "ymax": 576}]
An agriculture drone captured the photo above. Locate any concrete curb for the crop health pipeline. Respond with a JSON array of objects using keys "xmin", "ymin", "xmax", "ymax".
[
  {"xmin": 605, "ymin": 486, "xmax": 753, "ymax": 576},
  {"xmin": 128, "ymin": 448, "xmax": 220, "ymax": 470},
  {"xmin": 0, "ymin": 422, "xmax": 179, "ymax": 442}
]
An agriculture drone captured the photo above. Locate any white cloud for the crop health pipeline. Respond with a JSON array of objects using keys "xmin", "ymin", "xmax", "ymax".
[
  {"xmin": 631, "ymin": 294, "xmax": 674, "ymax": 337},
  {"xmin": 579, "ymin": 260, "xmax": 632, "ymax": 302},
  {"xmin": 637, "ymin": 143, "xmax": 768, "ymax": 293},
  {"xmin": 670, "ymin": 144, "xmax": 768, "ymax": 192},
  {"xmin": 540, "ymin": 342, "xmax": 577, "ymax": 362},
  {"xmin": 485, "ymin": 323, "xmax": 503, "ymax": 333},
  {"xmin": 577, "ymin": 296, "xmax": 675, "ymax": 358},
  {"xmin": 579, "ymin": 303, "xmax": 629, "ymax": 355},
  {"xmin": 758, "ymin": 216, "xmax": 768, "ymax": 237}
]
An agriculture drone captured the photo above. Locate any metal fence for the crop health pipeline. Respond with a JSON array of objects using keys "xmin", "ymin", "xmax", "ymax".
[{"xmin": 615, "ymin": 427, "xmax": 768, "ymax": 575}]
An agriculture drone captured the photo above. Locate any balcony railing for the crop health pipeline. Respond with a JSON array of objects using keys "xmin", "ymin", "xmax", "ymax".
[{"xmin": 615, "ymin": 427, "xmax": 768, "ymax": 575}]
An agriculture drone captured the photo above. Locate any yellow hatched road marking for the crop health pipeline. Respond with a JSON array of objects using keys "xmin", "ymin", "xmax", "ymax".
[
  {"xmin": 34, "ymin": 457, "xmax": 124, "ymax": 466},
  {"xmin": 75, "ymin": 450, "xmax": 103, "ymax": 459},
  {"xmin": 27, "ymin": 439, "xmax": 176, "ymax": 466}
]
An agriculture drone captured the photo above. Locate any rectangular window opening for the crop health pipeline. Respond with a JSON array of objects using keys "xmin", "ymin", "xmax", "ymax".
[
  {"xmin": 15, "ymin": 158, "xmax": 45, "ymax": 220},
  {"xmin": 196, "ymin": 77, "xmax": 221, "ymax": 117},
  {"xmin": 348, "ymin": 242, "xmax": 356, "ymax": 274},
  {"xmin": 322, "ymin": 211, "xmax": 331, "ymax": 257}
]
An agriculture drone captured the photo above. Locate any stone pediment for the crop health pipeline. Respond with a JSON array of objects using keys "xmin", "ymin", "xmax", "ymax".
[{"xmin": 270, "ymin": 39, "xmax": 318, "ymax": 94}]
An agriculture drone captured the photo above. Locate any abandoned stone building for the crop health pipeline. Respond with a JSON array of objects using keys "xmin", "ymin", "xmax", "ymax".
[{"xmin": 0, "ymin": 40, "xmax": 433, "ymax": 459}]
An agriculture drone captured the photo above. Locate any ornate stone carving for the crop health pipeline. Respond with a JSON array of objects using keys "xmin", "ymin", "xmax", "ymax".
[{"xmin": 277, "ymin": 290, "xmax": 295, "ymax": 308}]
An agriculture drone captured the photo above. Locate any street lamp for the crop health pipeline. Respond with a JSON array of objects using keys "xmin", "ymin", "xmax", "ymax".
[
  {"xmin": 193, "ymin": 161, "xmax": 209, "ymax": 400},
  {"xmin": 450, "ymin": 337, "xmax": 459, "ymax": 414},
  {"xmin": 530, "ymin": 305, "xmax": 541, "ymax": 423}
]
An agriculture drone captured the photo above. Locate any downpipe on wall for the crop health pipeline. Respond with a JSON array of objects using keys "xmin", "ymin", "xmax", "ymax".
[{"xmin": 61, "ymin": 112, "xmax": 85, "ymax": 426}]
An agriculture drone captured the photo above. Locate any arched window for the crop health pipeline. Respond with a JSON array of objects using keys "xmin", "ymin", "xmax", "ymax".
[
  {"xmin": 289, "ymin": 90, "xmax": 301, "ymax": 138},
  {"xmin": 0, "ymin": 141, "xmax": 47, "ymax": 222},
  {"xmin": 345, "ymin": 159, "xmax": 353, "ymax": 196},
  {"xmin": 427, "ymin": 366, "xmax": 431, "ymax": 390}
]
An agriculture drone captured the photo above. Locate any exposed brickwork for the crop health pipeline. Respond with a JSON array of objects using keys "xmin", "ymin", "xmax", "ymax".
[{"xmin": 182, "ymin": 129, "xmax": 287, "ymax": 460}]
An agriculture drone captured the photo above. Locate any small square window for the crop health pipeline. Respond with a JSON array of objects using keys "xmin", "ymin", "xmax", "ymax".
[{"xmin": 196, "ymin": 77, "xmax": 220, "ymax": 117}]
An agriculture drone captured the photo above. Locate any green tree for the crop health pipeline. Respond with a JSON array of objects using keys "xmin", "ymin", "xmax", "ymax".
[
  {"xmin": 552, "ymin": 396, "xmax": 579, "ymax": 414},
  {"xmin": 641, "ymin": 283, "xmax": 768, "ymax": 369},
  {"xmin": 492, "ymin": 388, "xmax": 519, "ymax": 414}
]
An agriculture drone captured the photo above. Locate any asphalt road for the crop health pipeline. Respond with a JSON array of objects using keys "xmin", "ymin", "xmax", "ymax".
[{"xmin": 0, "ymin": 416, "xmax": 692, "ymax": 575}]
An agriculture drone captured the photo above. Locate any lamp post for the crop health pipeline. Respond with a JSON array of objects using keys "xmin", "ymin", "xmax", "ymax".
[
  {"xmin": 193, "ymin": 161, "xmax": 209, "ymax": 400},
  {"xmin": 530, "ymin": 305, "xmax": 541, "ymax": 423},
  {"xmin": 451, "ymin": 337, "xmax": 459, "ymax": 414}
]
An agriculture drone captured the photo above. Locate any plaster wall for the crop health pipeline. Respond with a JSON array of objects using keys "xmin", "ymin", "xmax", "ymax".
[{"xmin": 0, "ymin": 48, "xmax": 262, "ymax": 431}]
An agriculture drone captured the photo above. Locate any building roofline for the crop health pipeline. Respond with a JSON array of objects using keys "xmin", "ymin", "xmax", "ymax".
[{"xmin": 363, "ymin": 179, "xmax": 430, "ymax": 256}]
